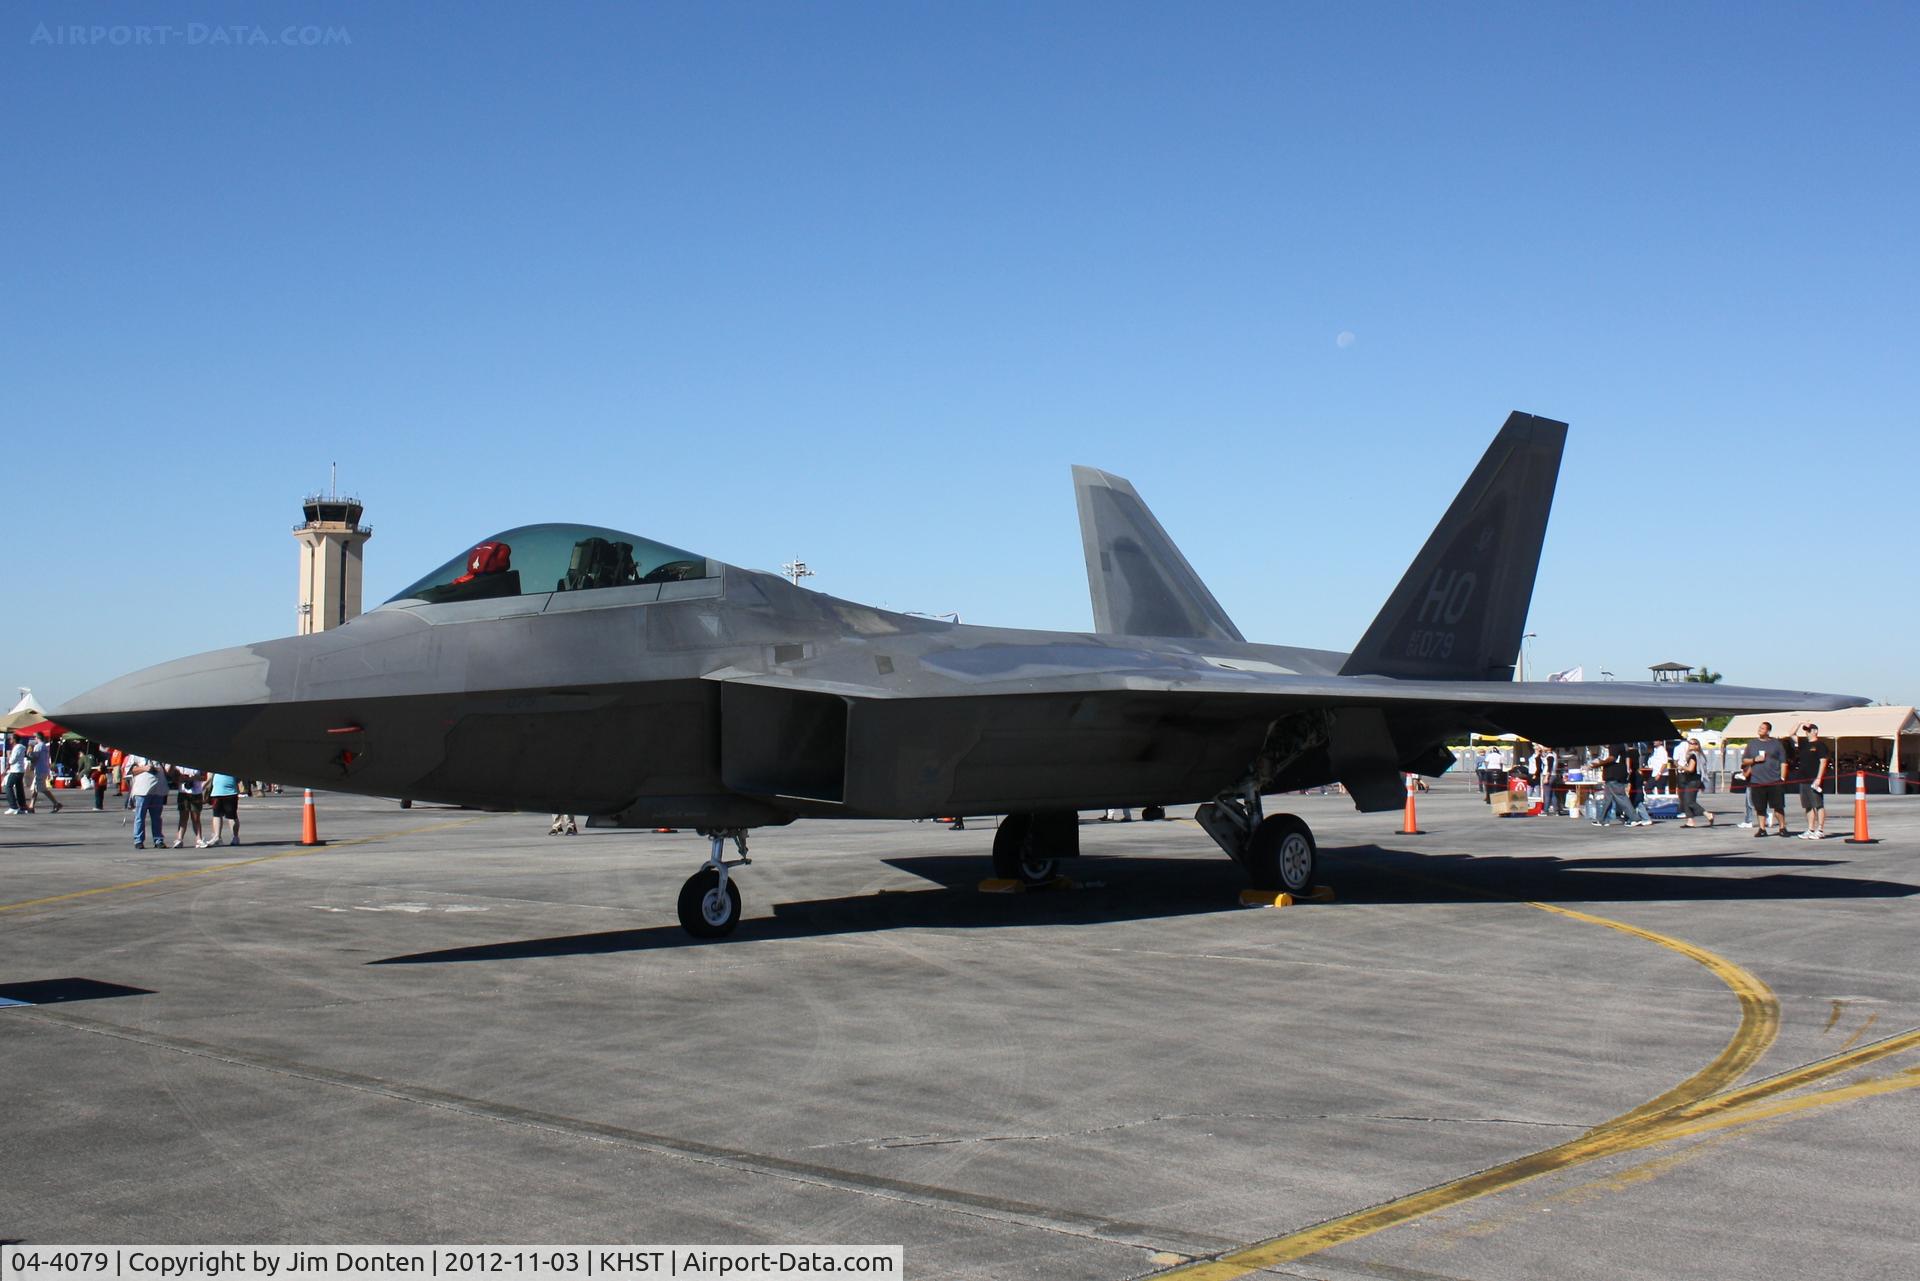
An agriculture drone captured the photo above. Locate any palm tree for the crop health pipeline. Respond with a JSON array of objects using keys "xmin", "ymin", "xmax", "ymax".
[{"xmin": 1685, "ymin": 666, "xmax": 1723, "ymax": 684}]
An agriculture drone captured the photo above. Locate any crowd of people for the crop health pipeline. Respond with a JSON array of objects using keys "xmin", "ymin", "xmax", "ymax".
[
  {"xmin": 121, "ymin": 755, "xmax": 246, "ymax": 848},
  {"xmin": 2, "ymin": 731, "xmax": 255, "ymax": 849},
  {"xmin": 1473, "ymin": 721, "xmax": 1837, "ymax": 836}
]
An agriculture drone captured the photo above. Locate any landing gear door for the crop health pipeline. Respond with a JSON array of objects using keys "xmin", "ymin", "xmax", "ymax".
[{"xmin": 1328, "ymin": 706, "xmax": 1407, "ymax": 812}]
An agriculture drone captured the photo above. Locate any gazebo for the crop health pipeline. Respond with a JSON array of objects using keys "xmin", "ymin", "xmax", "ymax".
[{"xmin": 1649, "ymin": 661, "xmax": 1694, "ymax": 683}]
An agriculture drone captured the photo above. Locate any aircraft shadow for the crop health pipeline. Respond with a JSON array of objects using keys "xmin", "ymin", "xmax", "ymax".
[
  {"xmin": 1553, "ymin": 851, "xmax": 1845, "ymax": 870},
  {"xmin": 1334, "ymin": 843, "xmax": 1917, "ymax": 905},
  {"xmin": 368, "ymin": 845, "xmax": 1915, "ymax": 964},
  {"xmin": 369, "ymin": 857, "xmax": 1244, "ymax": 963},
  {"xmin": 0, "ymin": 977, "xmax": 156, "ymax": 1005}
]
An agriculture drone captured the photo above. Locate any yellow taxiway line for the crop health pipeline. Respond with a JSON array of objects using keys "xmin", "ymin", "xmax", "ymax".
[
  {"xmin": 1148, "ymin": 898, "xmax": 1920, "ymax": 1280},
  {"xmin": 1527, "ymin": 901, "xmax": 1779, "ymax": 1129}
]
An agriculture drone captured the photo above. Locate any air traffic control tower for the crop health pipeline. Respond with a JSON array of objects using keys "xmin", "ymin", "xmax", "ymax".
[{"xmin": 294, "ymin": 489, "xmax": 372, "ymax": 634}]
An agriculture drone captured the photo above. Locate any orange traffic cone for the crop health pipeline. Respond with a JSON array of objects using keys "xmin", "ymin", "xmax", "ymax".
[
  {"xmin": 1401, "ymin": 773, "xmax": 1424, "ymax": 835},
  {"xmin": 300, "ymin": 788, "xmax": 323, "ymax": 846},
  {"xmin": 1845, "ymin": 770, "xmax": 1876, "ymax": 844}
]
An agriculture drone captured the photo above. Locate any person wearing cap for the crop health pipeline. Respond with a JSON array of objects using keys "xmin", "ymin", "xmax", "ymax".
[{"xmin": 1794, "ymin": 723, "xmax": 1831, "ymax": 839}]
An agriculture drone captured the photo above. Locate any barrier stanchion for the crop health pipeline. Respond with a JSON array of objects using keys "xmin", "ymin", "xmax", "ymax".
[
  {"xmin": 1845, "ymin": 770, "xmax": 1876, "ymax": 845},
  {"xmin": 1401, "ymin": 773, "xmax": 1424, "ymax": 835},
  {"xmin": 300, "ymin": 788, "xmax": 323, "ymax": 846}
]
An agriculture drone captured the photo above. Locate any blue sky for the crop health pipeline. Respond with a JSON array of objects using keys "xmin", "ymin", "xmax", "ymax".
[{"xmin": 4, "ymin": 1, "xmax": 1916, "ymax": 706}]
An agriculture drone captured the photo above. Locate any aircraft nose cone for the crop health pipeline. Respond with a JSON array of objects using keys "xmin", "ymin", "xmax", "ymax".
[{"xmin": 56, "ymin": 647, "xmax": 273, "ymax": 761}]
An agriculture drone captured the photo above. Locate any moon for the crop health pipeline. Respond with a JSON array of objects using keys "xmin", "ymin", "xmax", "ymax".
[{"xmin": 1335, "ymin": 331, "xmax": 1356, "ymax": 349}]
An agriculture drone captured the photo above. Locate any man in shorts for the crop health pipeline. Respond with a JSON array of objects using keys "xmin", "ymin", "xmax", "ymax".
[
  {"xmin": 1742, "ymin": 722, "xmax": 1790, "ymax": 838},
  {"xmin": 207, "ymin": 772, "xmax": 241, "ymax": 846},
  {"xmin": 1794, "ymin": 723, "xmax": 1831, "ymax": 839}
]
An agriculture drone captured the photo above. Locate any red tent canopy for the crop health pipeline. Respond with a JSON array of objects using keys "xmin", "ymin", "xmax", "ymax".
[{"xmin": 7, "ymin": 719, "xmax": 72, "ymax": 738}]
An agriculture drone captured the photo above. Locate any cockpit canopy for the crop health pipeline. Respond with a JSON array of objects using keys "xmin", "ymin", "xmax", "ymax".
[{"xmin": 384, "ymin": 523, "xmax": 716, "ymax": 606}]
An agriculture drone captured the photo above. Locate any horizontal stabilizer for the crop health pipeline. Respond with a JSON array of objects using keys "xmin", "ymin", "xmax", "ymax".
[{"xmin": 1073, "ymin": 466, "xmax": 1243, "ymax": 643}]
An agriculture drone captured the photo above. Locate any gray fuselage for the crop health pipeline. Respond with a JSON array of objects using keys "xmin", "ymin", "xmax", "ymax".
[{"xmin": 57, "ymin": 566, "xmax": 1351, "ymax": 827}]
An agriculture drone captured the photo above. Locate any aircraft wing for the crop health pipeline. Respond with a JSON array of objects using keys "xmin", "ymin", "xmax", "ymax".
[
  {"xmin": 707, "ymin": 649, "xmax": 1863, "ymax": 815},
  {"xmin": 710, "ymin": 649, "xmax": 1860, "ymax": 722}
]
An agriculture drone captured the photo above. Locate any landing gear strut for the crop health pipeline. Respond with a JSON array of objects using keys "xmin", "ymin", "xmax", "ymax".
[
  {"xmin": 678, "ymin": 829, "xmax": 750, "ymax": 938},
  {"xmin": 1195, "ymin": 777, "xmax": 1317, "ymax": 894}
]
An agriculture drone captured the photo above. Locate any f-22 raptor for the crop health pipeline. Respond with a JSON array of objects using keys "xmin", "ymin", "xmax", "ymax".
[{"xmin": 59, "ymin": 413, "xmax": 1862, "ymax": 937}]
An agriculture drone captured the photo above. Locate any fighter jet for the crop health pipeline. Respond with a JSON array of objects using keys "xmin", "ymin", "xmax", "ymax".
[{"xmin": 58, "ymin": 413, "xmax": 1863, "ymax": 938}]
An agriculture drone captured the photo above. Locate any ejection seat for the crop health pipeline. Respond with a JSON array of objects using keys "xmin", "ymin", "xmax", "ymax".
[{"xmin": 559, "ymin": 537, "xmax": 640, "ymax": 592}]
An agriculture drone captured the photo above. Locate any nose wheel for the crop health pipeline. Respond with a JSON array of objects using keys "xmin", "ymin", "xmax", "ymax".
[
  {"xmin": 678, "ymin": 829, "xmax": 750, "ymax": 938},
  {"xmin": 677, "ymin": 867, "xmax": 742, "ymax": 937}
]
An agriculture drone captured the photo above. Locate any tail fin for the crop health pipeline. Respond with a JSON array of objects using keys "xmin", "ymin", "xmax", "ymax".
[
  {"xmin": 1073, "ymin": 465, "xmax": 1244, "ymax": 642},
  {"xmin": 1340, "ymin": 412, "xmax": 1567, "ymax": 680}
]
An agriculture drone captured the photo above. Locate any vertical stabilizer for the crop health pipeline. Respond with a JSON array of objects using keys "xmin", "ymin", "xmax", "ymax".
[
  {"xmin": 1339, "ymin": 412, "xmax": 1567, "ymax": 680},
  {"xmin": 1073, "ymin": 466, "xmax": 1244, "ymax": 642}
]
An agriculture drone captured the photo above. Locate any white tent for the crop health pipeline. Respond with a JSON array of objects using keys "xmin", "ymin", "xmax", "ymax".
[
  {"xmin": 1, "ymin": 688, "xmax": 49, "ymax": 734},
  {"xmin": 1722, "ymin": 706, "xmax": 1918, "ymax": 788}
]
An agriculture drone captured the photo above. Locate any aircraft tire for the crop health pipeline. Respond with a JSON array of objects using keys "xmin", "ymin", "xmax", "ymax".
[
  {"xmin": 991, "ymin": 814, "xmax": 1058, "ymax": 885},
  {"xmin": 1141, "ymin": 804, "xmax": 1166, "ymax": 822},
  {"xmin": 678, "ymin": 867, "xmax": 742, "ymax": 938},
  {"xmin": 1245, "ymin": 814, "xmax": 1315, "ymax": 893}
]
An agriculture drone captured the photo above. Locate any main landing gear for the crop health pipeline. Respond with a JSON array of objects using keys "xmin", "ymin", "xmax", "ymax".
[
  {"xmin": 1196, "ymin": 779, "xmax": 1317, "ymax": 894},
  {"xmin": 678, "ymin": 829, "xmax": 750, "ymax": 938},
  {"xmin": 992, "ymin": 811, "xmax": 1077, "ymax": 885}
]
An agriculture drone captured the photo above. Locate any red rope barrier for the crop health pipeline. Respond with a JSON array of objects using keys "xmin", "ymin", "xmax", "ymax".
[{"xmin": 1485, "ymin": 770, "xmax": 1910, "ymax": 793}]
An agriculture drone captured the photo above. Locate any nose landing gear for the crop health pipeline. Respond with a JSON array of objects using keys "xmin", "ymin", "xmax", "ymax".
[{"xmin": 679, "ymin": 829, "xmax": 751, "ymax": 937}]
